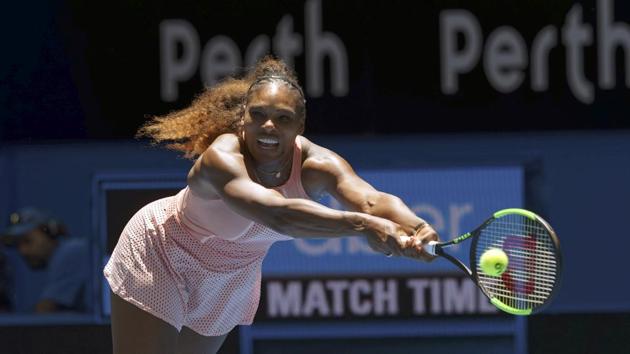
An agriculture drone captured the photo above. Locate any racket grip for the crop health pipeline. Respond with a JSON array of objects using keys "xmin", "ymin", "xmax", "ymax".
[
  {"xmin": 426, "ymin": 241, "xmax": 438, "ymax": 256},
  {"xmin": 399, "ymin": 236, "xmax": 439, "ymax": 256}
]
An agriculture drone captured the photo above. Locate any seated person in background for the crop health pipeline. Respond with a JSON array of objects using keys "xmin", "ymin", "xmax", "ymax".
[{"xmin": 1, "ymin": 208, "xmax": 89, "ymax": 313}]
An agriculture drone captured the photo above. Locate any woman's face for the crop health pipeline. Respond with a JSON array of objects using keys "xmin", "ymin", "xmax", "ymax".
[{"xmin": 242, "ymin": 81, "xmax": 304, "ymax": 163}]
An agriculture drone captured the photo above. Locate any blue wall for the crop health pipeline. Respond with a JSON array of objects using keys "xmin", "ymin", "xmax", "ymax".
[{"xmin": 0, "ymin": 131, "xmax": 629, "ymax": 314}]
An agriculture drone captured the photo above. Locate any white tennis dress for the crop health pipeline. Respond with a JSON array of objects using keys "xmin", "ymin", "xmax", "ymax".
[{"xmin": 104, "ymin": 139, "xmax": 309, "ymax": 336}]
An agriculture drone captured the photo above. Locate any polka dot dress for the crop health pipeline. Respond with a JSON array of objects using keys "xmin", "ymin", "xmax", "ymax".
[
  {"xmin": 104, "ymin": 193, "xmax": 292, "ymax": 336},
  {"xmin": 104, "ymin": 139, "xmax": 309, "ymax": 336}
]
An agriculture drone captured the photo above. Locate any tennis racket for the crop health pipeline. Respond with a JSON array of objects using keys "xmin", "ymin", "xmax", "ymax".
[{"xmin": 406, "ymin": 208, "xmax": 562, "ymax": 315}]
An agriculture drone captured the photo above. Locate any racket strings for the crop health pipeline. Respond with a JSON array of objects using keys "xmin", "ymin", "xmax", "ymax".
[{"xmin": 475, "ymin": 214, "xmax": 559, "ymax": 312}]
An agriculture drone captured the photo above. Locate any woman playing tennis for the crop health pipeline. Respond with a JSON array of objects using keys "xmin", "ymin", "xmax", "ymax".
[{"xmin": 104, "ymin": 57, "xmax": 439, "ymax": 354}]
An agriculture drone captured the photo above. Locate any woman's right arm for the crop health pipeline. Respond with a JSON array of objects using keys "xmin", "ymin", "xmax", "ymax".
[{"xmin": 187, "ymin": 135, "xmax": 406, "ymax": 244}]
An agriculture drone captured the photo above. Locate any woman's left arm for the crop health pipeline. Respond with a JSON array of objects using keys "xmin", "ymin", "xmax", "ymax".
[{"xmin": 301, "ymin": 140, "xmax": 440, "ymax": 261}]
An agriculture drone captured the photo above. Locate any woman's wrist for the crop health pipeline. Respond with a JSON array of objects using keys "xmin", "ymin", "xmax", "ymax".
[{"xmin": 413, "ymin": 220, "xmax": 428, "ymax": 233}]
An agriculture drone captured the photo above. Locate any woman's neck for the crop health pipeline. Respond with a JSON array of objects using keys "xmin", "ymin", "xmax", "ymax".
[{"xmin": 247, "ymin": 151, "xmax": 294, "ymax": 188}]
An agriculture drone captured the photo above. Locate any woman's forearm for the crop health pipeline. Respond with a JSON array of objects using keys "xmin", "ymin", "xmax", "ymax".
[{"xmin": 264, "ymin": 198, "xmax": 374, "ymax": 238}]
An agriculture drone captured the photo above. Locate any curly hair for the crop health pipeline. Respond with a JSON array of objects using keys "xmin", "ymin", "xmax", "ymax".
[{"xmin": 137, "ymin": 56, "xmax": 305, "ymax": 158}]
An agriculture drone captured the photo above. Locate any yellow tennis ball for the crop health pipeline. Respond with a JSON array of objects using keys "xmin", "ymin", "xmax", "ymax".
[{"xmin": 479, "ymin": 248, "xmax": 509, "ymax": 276}]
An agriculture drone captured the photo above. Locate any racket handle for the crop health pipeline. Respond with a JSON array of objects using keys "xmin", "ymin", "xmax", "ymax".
[
  {"xmin": 398, "ymin": 236, "xmax": 439, "ymax": 256},
  {"xmin": 426, "ymin": 241, "xmax": 439, "ymax": 256}
]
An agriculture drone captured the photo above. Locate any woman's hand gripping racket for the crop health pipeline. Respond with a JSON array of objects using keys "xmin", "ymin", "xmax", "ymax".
[{"xmin": 403, "ymin": 208, "xmax": 562, "ymax": 315}]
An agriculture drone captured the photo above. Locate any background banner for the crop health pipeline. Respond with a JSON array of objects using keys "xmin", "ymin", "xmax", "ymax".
[{"xmin": 2, "ymin": 0, "xmax": 629, "ymax": 140}]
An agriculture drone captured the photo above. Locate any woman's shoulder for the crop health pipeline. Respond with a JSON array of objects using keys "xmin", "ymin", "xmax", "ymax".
[
  {"xmin": 299, "ymin": 136, "xmax": 341, "ymax": 165},
  {"xmin": 196, "ymin": 133, "xmax": 243, "ymax": 170},
  {"xmin": 298, "ymin": 135, "xmax": 329, "ymax": 158},
  {"xmin": 299, "ymin": 136, "xmax": 345, "ymax": 176},
  {"xmin": 211, "ymin": 133, "xmax": 242, "ymax": 153},
  {"xmin": 298, "ymin": 136, "xmax": 349, "ymax": 198}
]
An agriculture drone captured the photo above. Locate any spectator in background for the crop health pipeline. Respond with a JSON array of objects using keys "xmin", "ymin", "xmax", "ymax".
[{"xmin": 0, "ymin": 208, "xmax": 89, "ymax": 313}]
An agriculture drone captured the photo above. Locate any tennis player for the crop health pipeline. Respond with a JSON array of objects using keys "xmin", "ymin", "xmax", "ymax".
[{"xmin": 104, "ymin": 57, "xmax": 439, "ymax": 354}]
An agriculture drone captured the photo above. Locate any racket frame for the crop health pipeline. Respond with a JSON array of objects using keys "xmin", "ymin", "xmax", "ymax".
[{"xmin": 425, "ymin": 208, "xmax": 562, "ymax": 315}]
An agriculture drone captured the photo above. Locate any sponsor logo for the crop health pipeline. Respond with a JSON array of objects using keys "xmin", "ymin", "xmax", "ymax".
[
  {"xmin": 441, "ymin": 0, "xmax": 630, "ymax": 104},
  {"xmin": 159, "ymin": 0, "xmax": 349, "ymax": 102}
]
